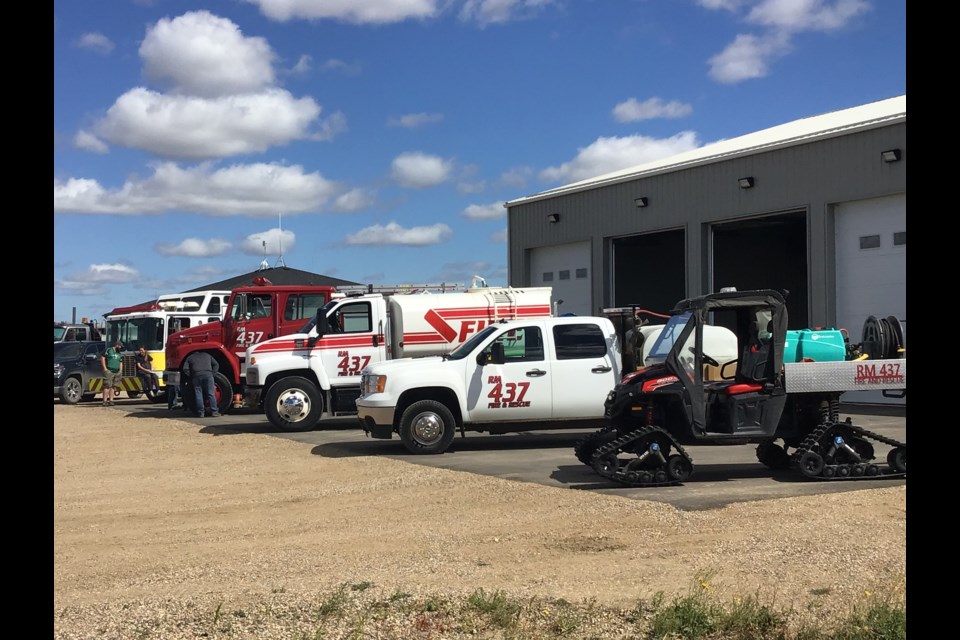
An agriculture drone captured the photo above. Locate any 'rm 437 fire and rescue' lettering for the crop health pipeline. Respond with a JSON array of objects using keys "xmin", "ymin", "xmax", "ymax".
[
  {"xmin": 486, "ymin": 375, "xmax": 531, "ymax": 408},
  {"xmin": 337, "ymin": 352, "xmax": 370, "ymax": 376}
]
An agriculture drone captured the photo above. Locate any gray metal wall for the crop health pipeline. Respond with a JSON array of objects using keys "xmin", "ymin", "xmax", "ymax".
[{"xmin": 507, "ymin": 122, "xmax": 906, "ymax": 327}]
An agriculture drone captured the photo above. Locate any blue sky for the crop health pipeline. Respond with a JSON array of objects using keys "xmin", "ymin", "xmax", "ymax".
[{"xmin": 53, "ymin": 0, "xmax": 906, "ymax": 322}]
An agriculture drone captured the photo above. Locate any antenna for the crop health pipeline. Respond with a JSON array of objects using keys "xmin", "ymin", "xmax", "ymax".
[
  {"xmin": 274, "ymin": 213, "xmax": 286, "ymax": 267},
  {"xmin": 259, "ymin": 240, "xmax": 269, "ymax": 271}
]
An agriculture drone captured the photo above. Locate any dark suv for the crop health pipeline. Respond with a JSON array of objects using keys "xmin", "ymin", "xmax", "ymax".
[{"xmin": 54, "ymin": 341, "xmax": 107, "ymax": 404}]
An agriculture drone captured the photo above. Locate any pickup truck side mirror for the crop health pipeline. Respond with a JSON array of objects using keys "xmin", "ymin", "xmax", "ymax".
[
  {"xmin": 477, "ymin": 342, "xmax": 506, "ymax": 366},
  {"xmin": 315, "ymin": 313, "xmax": 332, "ymax": 337}
]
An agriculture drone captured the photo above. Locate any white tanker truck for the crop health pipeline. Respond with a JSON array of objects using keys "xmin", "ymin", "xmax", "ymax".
[{"xmin": 242, "ymin": 282, "xmax": 555, "ymax": 432}]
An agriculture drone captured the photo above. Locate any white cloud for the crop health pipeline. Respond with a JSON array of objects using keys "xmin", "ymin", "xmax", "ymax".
[
  {"xmin": 53, "ymin": 162, "xmax": 341, "ymax": 217},
  {"xmin": 245, "ymin": 0, "xmax": 440, "ymax": 24},
  {"xmin": 77, "ymin": 32, "xmax": 114, "ymax": 54},
  {"xmin": 697, "ymin": 0, "xmax": 746, "ymax": 10},
  {"xmin": 707, "ymin": 32, "xmax": 790, "ymax": 84},
  {"xmin": 539, "ymin": 132, "xmax": 701, "ymax": 183},
  {"xmin": 457, "ymin": 181, "xmax": 486, "ymax": 194},
  {"xmin": 390, "ymin": 152, "xmax": 453, "ymax": 188},
  {"xmin": 92, "ymin": 87, "xmax": 325, "ymax": 160},
  {"xmin": 334, "ymin": 188, "xmax": 377, "ymax": 212},
  {"xmin": 83, "ymin": 263, "xmax": 141, "ymax": 284},
  {"xmin": 320, "ymin": 58, "xmax": 362, "ymax": 75},
  {"xmin": 499, "ymin": 166, "xmax": 533, "ymax": 188},
  {"xmin": 612, "ymin": 97, "xmax": 693, "ymax": 123},
  {"xmin": 459, "ymin": 0, "xmax": 554, "ymax": 27},
  {"xmin": 291, "ymin": 54, "xmax": 312, "ymax": 75},
  {"xmin": 701, "ymin": 1, "xmax": 868, "ymax": 85},
  {"xmin": 491, "ymin": 228, "xmax": 508, "ymax": 243},
  {"xmin": 156, "ymin": 237, "xmax": 233, "ymax": 257},
  {"xmin": 387, "ymin": 112, "xmax": 445, "ymax": 128},
  {"xmin": 747, "ymin": 0, "xmax": 870, "ymax": 31},
  {"xmin": 53, "ymin": 279, "xmax": 108, "ymax": 296},
  {"xmin": 140, "ymin": 11, "xmax": 276, "ymax": 97},
  {"xmin": 74, "ymin": 130, "xmax": 109, "ymax": 154},
  {"xmin": 241, "ymin": 228, "xmax": 297, "ymax": 255},
  {"xmin": 310, "ymin": 111, "xmax": 349, "ymax": 142},
  {"xmin": 461, "ymin": 202, "xmax": 505, "ymax": 221},
  {"xmin": 345, "ymin": 222, "xmax": 452, "ymax": 246}
]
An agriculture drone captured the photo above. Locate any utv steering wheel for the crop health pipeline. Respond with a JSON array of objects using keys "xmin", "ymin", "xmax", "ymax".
[{"xmin": 702, "ymin": 354, "xmax": 720, "ymax": 367}]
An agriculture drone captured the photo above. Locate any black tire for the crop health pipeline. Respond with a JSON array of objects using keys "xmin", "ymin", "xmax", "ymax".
[
  {"xmin": 756, "ymin": 441, "xmax": 791, "ymax": 470},
  {"xmin": 127, "ymin": 390, "xmax": 142, "ymax": 399},
  {"xmin": 666, "ymin": 454, "xmax": 693, "ymax": 482},
  {"xmin": 798, "ymin": 450, "xmax": 824, "ymax": 478},
  {"xmin": 398, "ymin": 400, "xmax": 457, "ymax": 454},
  {"xmin": 887, "ymin": 447, "xmax": 906, "ymax": 473},
  {"xmin": 145, "ymin": 388, "xmax": 167, "ymax": 404},
  {"xmin": 213, "ymin": 372, "xmax": 234, "ymax": 415},
  {"xmin": 60, "ymin": 377, "xmax": 83, "ymax": 405},
  {"xmin": 264, "ymin": 376, "xmax": 323, "ymax": 432}
]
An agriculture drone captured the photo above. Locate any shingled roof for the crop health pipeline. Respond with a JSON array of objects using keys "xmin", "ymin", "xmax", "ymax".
[{"xmin": 182, "ymin": 266, "xmax": 360, "ymax": 292}]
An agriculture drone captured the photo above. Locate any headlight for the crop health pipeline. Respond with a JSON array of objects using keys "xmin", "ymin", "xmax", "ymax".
[
  {"xmin": 361, "ymin": 374, "xmax": 386, "ymax": 396},
  {"xmin": 54, "ymin": 363, "xmax": 65, "ymax": 376}
]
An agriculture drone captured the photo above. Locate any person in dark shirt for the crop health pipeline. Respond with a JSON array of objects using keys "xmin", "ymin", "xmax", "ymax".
[
  {"xmin": 135, "ymin": 347, "xmax": 160, "ymax": 394},
  {"xmin": 183, "ymin": 351, "xmax": 220, "ymax": 417}
]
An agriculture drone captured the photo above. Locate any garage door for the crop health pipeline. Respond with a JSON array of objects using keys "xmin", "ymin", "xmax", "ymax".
[
  {"xmin": 835, "ymin": 194, "xmax": 906, "ymax": 405},
  {"xmin": 530, "ymin": 241, "xmax": 592, "ymax": 316}
]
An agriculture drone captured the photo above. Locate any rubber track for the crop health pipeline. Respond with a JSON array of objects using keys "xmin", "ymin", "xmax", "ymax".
[
  {"xmin": 790, "ymin": 421, "xmax": 906, "ymax": 481},
  {"xmin": 573, "ymin": 427, "xmax": 617, "ymax": 466},
  {"xmin": 589, "ymin": 425, "xmax": 693, "ymax": 487}
]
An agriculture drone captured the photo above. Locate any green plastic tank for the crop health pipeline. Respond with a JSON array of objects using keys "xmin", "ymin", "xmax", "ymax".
[{"xmin": 783, "ymin": 329, "xmax": 847, "ymax": 362}]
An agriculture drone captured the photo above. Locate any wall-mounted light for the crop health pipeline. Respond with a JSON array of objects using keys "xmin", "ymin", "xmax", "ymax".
[
  {"xmin": 546, "ymin": 213, "xmax": 560, "ymax": 223},
  {"xmin": 738, "ymin": 176, "xmax": 755, "ymax": 189},
  {"xmin": 881, "ymin": 148, "xmax": 902, "ymax": 163},
  {"xmin": 634, "ymin": 197, "xmax": 649, "ymax": 208}
]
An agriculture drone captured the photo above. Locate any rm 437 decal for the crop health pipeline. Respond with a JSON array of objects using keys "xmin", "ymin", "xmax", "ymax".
[{"xmin": 487, "ymin": 376, "xmax": 531, "ymax": 408}]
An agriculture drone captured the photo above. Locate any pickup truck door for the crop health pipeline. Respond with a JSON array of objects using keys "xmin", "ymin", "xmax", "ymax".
[
  {"xmin": 316, "ymin": 299, "xmax": 385, "ymax": 387},
  {"xmin": 549, "ymin": 322, "xmax": 617, "ymax": 419},
  {"xmin": 466, "ymin": 325, "xmax": 553, "ymax": 421}
]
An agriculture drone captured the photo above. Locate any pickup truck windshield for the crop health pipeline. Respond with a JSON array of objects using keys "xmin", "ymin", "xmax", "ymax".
[{"xmin": 446, "ymin": 325, "xmax": 499, "ymax": 360}]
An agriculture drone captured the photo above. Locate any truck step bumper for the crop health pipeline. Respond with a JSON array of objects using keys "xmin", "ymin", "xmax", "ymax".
[{"xmin": 359, "ymin": 415, "xmax": 393, "ymax": 439}]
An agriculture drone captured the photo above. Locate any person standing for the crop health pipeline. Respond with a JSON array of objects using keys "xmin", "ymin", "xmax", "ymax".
[
  {"xmin": 100, "ymin": 341, "xmax": 124, "ymax": 406},
  {"xmin": 182, "ymin": 351, "xmax": 220, "ymax": 417}
]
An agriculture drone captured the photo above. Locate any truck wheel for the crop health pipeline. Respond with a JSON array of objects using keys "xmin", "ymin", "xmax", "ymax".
[
  {"xmin": 60, "ymin": 377, "xmax": 83, "ymax": 404},
  {"xmin": 264, "ymin": 376, "xmax": 322, "ymax": 432},
  {"xmin": 399, "ymin": 400, "xmax": 456, "ymax": 454},
  {"xmin": 213, "ymin": 372, "xmax": 234, "ymax": 415}
]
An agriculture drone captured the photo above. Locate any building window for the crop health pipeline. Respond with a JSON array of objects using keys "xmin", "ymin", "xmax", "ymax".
[
  {"xmin": 575, "ymin": 268, "xmax": 588, "ymax": 279},
  {"xmin": 893, "ymin": 231, "xmax": 906, "ymax": 246},
  {"xmin": 542, "ymin": 272, "xmax": 554, "ymax": 282},
  {"xmin": 859, "ymin": 235, "xmax": 881, "ymax": 250},
  {"xmin": 558, "ymin": 270, "xmax": 570, "ymax": 280}
]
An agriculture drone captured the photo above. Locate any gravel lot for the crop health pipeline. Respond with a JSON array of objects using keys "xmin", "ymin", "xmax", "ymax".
[{"xmin": 53, "ymin": 404, "xmax": 906, "ymax": 638}]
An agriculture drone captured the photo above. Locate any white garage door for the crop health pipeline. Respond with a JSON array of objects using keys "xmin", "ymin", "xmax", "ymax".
[
  {"xmin": 530, "ymin": 241, "xmax": 592, "ymax": 316},
  {"xmin": 835, "ymin": 194, "xmax": 906, "ymax": 405}
]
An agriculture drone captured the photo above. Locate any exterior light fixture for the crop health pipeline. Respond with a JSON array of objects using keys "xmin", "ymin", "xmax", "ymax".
[
  {"xmin": 738, "ymin": 177, "xmax": 755, "ymax": 189},
  {"xmin": 546, "ymin": 213, "xmax": 560, "ymax": 223},
  {"xmin": 634, "ymin": 197, "xmax": 649, "ymax": 208},
  {"xmin": 881, "ymin": 149, "xmax": 902, "ymax": 163}
]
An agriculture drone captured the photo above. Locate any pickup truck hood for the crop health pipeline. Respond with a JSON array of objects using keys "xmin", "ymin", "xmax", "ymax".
[{"xmin": 365, "ymin": 355, "xmax": 446, "ymax": 374}]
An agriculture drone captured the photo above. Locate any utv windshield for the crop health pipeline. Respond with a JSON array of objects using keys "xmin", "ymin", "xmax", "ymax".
[
  {"xmin": 446, "ymin": 325, "xmax": 499, "ymax": 360},
  {"xmin": 646, "ymin": 312, "xmax": 692, "ymax": 363}
]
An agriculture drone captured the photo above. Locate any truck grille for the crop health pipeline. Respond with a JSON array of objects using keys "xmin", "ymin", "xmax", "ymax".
[{"xmin": 121, "ymin": 354, "xmax": 138, "ymax": 377}]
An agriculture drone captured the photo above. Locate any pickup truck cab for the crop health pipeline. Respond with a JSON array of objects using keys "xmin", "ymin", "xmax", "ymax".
[{"xmin": 356, "ymin": 316, "xmax": 621, "ymax": 454}]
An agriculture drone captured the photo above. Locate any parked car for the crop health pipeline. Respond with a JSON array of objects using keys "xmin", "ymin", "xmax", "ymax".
[{"xmin": 54, "ymin": 341, "xmax": 107, "ymax": 404}]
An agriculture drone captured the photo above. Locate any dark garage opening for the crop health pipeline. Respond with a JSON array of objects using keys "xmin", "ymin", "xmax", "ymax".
[
  {"xmin": 712, "ymin": 211, "xmax": 808, "ymax": 328},
  {"xmin": 613, "ymin": 229, "xmax": 686, "ymax": 315}
]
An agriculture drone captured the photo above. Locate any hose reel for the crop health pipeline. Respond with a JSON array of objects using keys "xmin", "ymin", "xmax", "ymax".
[{"xmin": 860, "ymin": 315, "xmax": 905, "ymax": 360}]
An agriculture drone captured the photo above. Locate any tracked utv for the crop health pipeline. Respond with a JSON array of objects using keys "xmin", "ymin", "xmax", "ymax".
[{"xmin": 576, "ymin": 289, "xmax": 906, "ymax": 487}]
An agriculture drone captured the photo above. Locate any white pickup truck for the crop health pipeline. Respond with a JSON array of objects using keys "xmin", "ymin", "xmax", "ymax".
[{"xmin": 355, "ymin": 315, "xmax": 623, "ymax": 454}]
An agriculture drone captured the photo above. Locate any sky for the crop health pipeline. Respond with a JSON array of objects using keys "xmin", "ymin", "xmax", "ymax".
[{"xmin": 53, "ymin": 0, "xmax": 906, "ymax": 323}]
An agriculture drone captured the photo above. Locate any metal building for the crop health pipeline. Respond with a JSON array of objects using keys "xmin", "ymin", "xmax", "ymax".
[{"xmin": 505, "ymin": 95, "xmax": 905, "ymax": 332}]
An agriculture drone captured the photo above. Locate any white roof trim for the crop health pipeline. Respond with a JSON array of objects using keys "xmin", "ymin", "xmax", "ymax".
[{"xmin": 505, "ymin": 95, "xmax": 906, "ymax": 207}]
